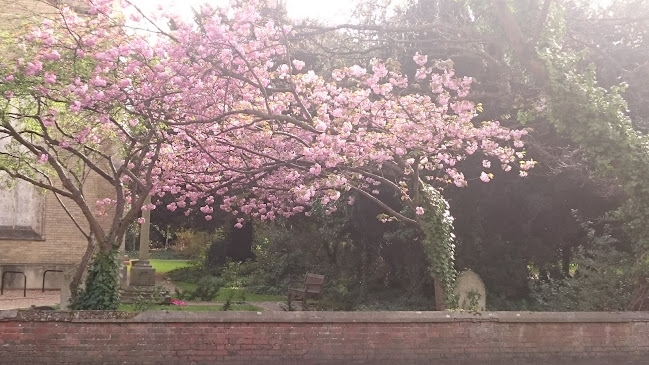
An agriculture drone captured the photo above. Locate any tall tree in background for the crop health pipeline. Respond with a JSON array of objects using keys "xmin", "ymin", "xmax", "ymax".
[{"xmin": 284, "ymin": 0, "xmax": 649, "ymax": 308}]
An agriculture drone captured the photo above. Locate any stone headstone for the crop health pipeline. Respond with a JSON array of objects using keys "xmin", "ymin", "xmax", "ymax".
[{"xmin": 453, "ymin": 270, "xmax": 486, "ymax": 311}]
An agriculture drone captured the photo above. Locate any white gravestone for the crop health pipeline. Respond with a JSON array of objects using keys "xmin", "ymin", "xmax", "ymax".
[{"xmin": 453, "ymin": 270, "xmax": 486, "ymax": 311}]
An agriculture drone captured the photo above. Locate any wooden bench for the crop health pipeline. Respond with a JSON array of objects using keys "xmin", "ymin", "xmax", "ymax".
[{"xmin": 287, "ymin": 273, "xmax": 325, "ymax": 304}]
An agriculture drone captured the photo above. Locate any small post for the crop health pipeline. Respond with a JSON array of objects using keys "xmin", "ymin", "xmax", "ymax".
[{"xmin": 139, "ymin": 194, "xmax": 151, "ymax": 261}]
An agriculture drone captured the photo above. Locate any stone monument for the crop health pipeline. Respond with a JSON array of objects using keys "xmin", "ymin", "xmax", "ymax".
[
  {"xmin": 453, "ymin": 270, "xmax": 486, "ymax": 311},
  {"xmin": 120, "ymin": 195, "xmax": 157, "ymax": 303}
]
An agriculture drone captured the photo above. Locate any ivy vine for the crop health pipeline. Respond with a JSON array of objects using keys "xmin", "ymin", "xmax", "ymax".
[
  {"xmin": 69, "ymin": 249, "xmax": 120, "ymax": 310},
  {"xmin": 417, "ymin": 183, "xmax": 457, "ymax": 306}
]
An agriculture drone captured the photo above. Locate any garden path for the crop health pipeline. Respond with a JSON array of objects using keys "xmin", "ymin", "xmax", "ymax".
[{"xmin": 0, "ymin": 289, "xmax": 60, "ymax": 310}]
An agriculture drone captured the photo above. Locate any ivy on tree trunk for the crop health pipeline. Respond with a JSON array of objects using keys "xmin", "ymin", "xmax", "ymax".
[{"xmin": 69, "ymin": 249, "xmax": 120, "ymax": 310}]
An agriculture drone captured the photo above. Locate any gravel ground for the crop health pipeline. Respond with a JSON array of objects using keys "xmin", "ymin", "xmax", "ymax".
[{"xmin": 0, "ymin": 289, "xmax": 60, "ymax": 310}]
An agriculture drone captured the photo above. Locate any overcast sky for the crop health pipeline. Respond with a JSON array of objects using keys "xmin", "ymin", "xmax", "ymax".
[{"xmin": 131, "ymin": 0, "xmax": 361, "ymax": 24}]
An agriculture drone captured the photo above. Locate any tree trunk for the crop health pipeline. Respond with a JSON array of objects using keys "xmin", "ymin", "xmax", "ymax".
[
  {"xmin": 69, "ymin": 234, "xmax": 96, "ymax": 302},
  {"xmin": 68, "ymin": 233, "xmax": 124, "ymax": 310}
]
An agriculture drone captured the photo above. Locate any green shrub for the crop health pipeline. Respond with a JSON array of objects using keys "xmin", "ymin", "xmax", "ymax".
[
  {"xmin": 243, "ymin": 202, "xmax": 435, "ymax": 310},
  {"xmin": 530, "ymin": 225, "xmax": 635, "ymax": 311},
  {"xmin": 219, "ymin": 259, "xmax": 254, "ymax": 287},
  {"xmin": 185, "ymin": 276, "xmax": 222, "ymax": 302},
  {"xmin": 173, "ymin": 229, "xmax": 223, "ymax": 260},
  {"xmin": 161, "ymin": 198, "xmax": 439, "ymax": 311},
  {"xmin": 174, "ymin": 287, "xmax": 187, "ymax": 300},
  {"xmin": 167, "ymin": 263, "xmax": 209, "ymax": 284},
  {"xmin": 246, "ymin": 219, "xmax": 334, "ymax": 295},
  {"xmin": 316, "ymin": 282, "xmax": 358, "ymax": 311},
  {"xmin": 221, "ymin": 290, "xmax": 236, "ymax": 311},
  {"xmin": 133, "ymin": 285, "xmax": 168, "ymax": 312}
]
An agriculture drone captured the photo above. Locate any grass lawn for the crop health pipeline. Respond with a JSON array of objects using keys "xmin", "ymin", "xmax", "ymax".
[
  {"xmin": 149, "ymin": 259, "xmax": 192, "ymax": 273},
  {"xmin": 172, "ymin": 282, "xmax": 284, "ymax": 302},
  {"xmin": 144, "ymin": 259, "xmax": 284, "ymax": 302},
  {"xmin": 119, "ymin": 304, "xmax": 263, "ymax": 312}
]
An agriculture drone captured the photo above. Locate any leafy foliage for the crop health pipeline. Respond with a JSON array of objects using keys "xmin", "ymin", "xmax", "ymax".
[
  {"xmin": 70, "ymin": 250, "xmax": 120, "ymax": 310},
  {"xmin": 168, "ymin": 264, "xmax": 211, "ymax": 285},
  {"xmin": 241, "ymin": 197, "xmax": 438, "ymax": 310},
  {"xmin": 540, "ymin": 35, "xmax": 649, "ymax": 250},
  {"xmin": 175, "ymin": 229, "xmax": 221, "ymax": 262},
  {"xmin": 221, "ymin": 290, "xmax": 236, "ymax": 311},
  {"xmin": 132, "ymin": 284, "xmax": 168, "ymax": 312},
  {"xmin": 530, "ymin": 223, "xmax": 635, "ymax": 311},
  {"xmin": 418, "ymin": 184, "xmax": 457, "ymax": 306},
  {"xmin": 183, "ymin": 277, "xmax": 222, "ymax": 302}
]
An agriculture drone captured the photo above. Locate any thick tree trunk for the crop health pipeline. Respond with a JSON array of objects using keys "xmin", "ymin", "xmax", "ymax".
[
  {"xmin": 69, "ymin": 234, "xmax": 96, "ymax": 302},
  {"xmin": 68, "ymin": 233, "xmax": 123, "ymax": 309}
]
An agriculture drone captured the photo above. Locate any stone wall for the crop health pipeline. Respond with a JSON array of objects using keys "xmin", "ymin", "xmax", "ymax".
[{"xmin": 0, "ymin": 310, "xmax": 648, "ymax": 364}]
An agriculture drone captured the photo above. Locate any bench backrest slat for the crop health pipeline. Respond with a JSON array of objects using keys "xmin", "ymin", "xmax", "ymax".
[
  {"xmin": 305, "ymin": 273, "xmax": 325, "ymax": 284},
  {"xmin": 303, "ymin": 273, "xmax": 324, "ymax": 294}
]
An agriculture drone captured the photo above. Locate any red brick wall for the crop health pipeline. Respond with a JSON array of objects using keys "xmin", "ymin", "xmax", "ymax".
[{"xmin": 0, "ymin": 311, "xmax": 648, "ymax": 364}]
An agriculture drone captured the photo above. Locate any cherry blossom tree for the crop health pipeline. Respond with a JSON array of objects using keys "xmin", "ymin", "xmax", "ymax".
[
  {"xmin": 0, "ymin": 1, "xmax": 170, "ymax": 308},
  {"xmin": 0, "ymin": 0, "xmax": 532, "ymax": 309}
]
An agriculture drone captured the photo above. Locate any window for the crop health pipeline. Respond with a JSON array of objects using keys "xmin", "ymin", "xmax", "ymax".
[
  {"xmin": 0, "ymin": 178, "xmax": 45, "ymax": 240},
  {"xmin": 0, "ymin": 112, "xmax": 45, "ymax": 240}
]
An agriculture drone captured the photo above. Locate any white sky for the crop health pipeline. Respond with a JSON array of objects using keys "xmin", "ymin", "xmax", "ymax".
[
  {"xmin": 127, "ymin": 0, "xmax": 614, "ymax": 31},
  {"xmin": 131, "ymin": 0, "xmax": 361, "ymax": 25},
  {"xmin": 284, "ymin": 0, "xmax": 358, "ymax": 23}
]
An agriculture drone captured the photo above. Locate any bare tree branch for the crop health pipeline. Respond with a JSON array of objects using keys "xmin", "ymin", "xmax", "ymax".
[{"xmin": 351, "ymin": 186, "xmax": 418, "ymax": 226}]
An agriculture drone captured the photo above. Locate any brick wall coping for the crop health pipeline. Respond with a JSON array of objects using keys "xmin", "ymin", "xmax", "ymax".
[{"xmin": 2, "ymin": 309, "xmax": 649, "ymax": 323}]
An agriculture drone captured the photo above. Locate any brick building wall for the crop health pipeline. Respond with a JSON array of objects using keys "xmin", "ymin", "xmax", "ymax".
[
  {"xmin": 0, "ymin": 311, "xmax": 648, "ymax": 364},
  {"xmin": 0, "ymin": 175, "xmax": 111, "ymax": 288}
]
